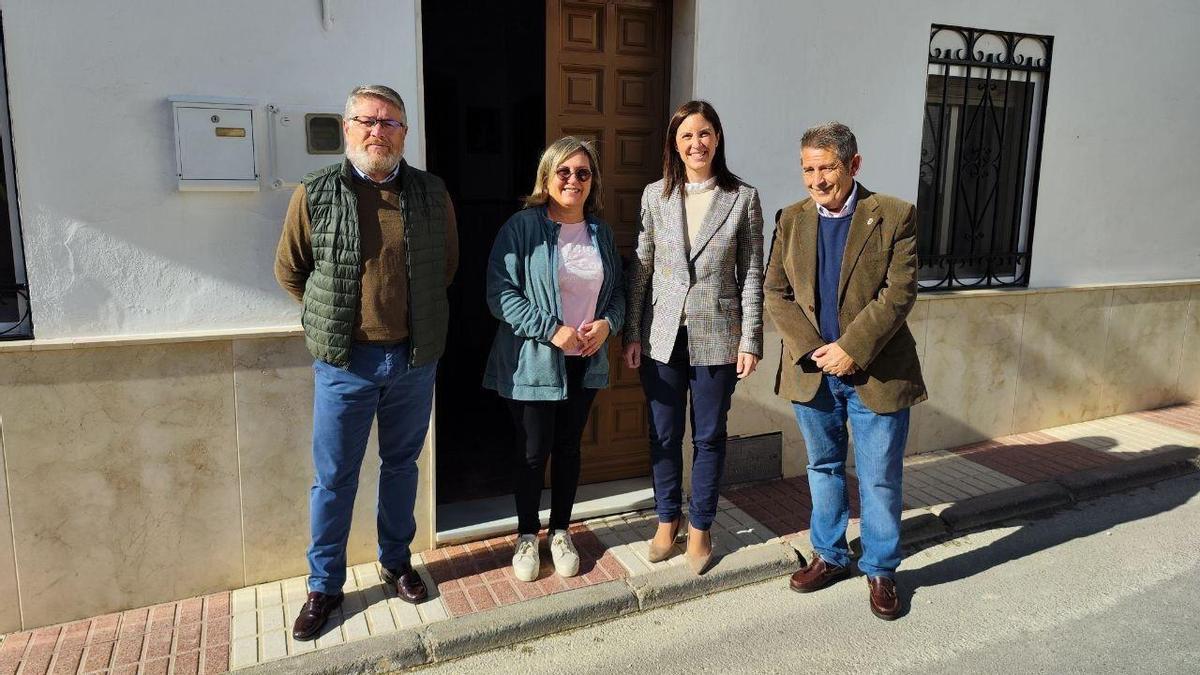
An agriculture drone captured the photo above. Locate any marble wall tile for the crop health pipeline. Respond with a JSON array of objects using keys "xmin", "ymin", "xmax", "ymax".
[
  {"xmin": 909, "ymin": 297, "xmax": 931, "ymax": 364},
  {"xmin": 0, "ymin": 343, "xmax": 244, "ymax": 628},
  {"xmin": 233, "ymin": 338, "xmax": 435, "ymax": 586},
  {"xmin": 0, "ymin": 423, "xmax": 21, "ymax": 632},
  {"xmin": 1175, "ymin": 285, "xmax": 1200, "ymax": 402},
  {"xmin": 904, "ymin": 299, "xmax": 932, "ymax": 457},
  {"xmin": 1099, "ymin": 285, "xmax": 1193, "ymax": 417},
  {"xmin": 913, "ymin": 294, "xmax": 1026, "ymax": 453},
  {"xmin": 1012, "ymin": 289, "xmax": 1113, "ymax": 432},
  {"xmin": 729, "ymin": 325, "xmax": 806, "ymax": 477}
]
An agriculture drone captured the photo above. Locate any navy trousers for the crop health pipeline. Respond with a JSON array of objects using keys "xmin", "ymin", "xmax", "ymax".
[{"xmin": 640, "ymin": 328, "xmax": 738, "ymax": 530}]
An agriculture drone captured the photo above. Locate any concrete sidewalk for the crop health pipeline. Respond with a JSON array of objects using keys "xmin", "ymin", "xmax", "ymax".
[{"xmin": 1, "ymin": 403, "xmax": 1198, "ymax": 675}]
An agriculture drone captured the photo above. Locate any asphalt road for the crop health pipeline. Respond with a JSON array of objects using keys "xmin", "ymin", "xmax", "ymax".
[{"xmin": 416, "ymin": 472, "xmax": 1200, "ymax": 674}]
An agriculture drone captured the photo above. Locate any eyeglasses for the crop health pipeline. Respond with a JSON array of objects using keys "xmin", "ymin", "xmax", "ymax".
[
  {"xmin": 349, "ymin": 116, "xmax": 407, "ymax": 131},
  {"xmin": 555, "ymin": 167, "xmax": 593, "ymax": 183}
]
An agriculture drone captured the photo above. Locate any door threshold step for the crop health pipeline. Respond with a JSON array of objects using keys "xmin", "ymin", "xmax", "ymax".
[{"xmin": 436, "ymin": 477, "xmax": 654, "ymax": 545}]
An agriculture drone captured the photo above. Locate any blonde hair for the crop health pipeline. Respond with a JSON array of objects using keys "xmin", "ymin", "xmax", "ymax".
[{"xmin": 523, "ymin": 136, "xmax": 603, "ymax": 214}]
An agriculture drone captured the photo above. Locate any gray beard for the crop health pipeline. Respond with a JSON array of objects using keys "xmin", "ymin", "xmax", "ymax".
[{"xmin": 346, "ymin": 145, "xmax": 400, "ymax": 178}]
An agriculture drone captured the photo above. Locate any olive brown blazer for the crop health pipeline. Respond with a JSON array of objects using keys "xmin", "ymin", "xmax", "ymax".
[{"xmin": 764, "ymin": 184, "xmax": 927, "ymax": 414}]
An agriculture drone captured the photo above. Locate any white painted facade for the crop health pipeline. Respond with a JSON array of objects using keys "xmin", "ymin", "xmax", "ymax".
[
  {"xmin": 0, "ymin": 0, "xmax": 424, "ymax": 339},
  {"xmin": 1, "ymin": 0, "xmax": 1196, "ymax": 340},
  {"xmin": 682, "ymin": 0, "xmax": 1200, "ymax": 287}
]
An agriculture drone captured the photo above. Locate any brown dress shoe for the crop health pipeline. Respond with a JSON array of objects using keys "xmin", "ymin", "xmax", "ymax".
[
  {"xmin": 382, "ymin": 565, "xmax": 428, "ymax": 604},
  {"xmin": 867, "ymin": 576, "xmax": 901, "ymax": 620},
  {"xmin": 291, "ymin": 591, "xmax": 343, "ymax": 641},
  {"xmin": 789, "ymin": 556, "xmax": 850, "ymax": 593}
]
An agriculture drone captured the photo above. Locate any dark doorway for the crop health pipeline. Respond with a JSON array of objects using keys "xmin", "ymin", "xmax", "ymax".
[{"xmin": 423, "ymin": 1, "xmax": 545, "ymax": 504}]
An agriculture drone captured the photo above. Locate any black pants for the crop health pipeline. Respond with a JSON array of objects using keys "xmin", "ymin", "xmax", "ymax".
[{"xmin": 506, "ymin": 356, "xmax": 598, "ymax": 535}]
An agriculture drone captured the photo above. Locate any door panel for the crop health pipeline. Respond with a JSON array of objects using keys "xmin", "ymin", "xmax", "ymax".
[{"xmin": 547, "ymin": 0, "xmax": 670, "ymax": 484}]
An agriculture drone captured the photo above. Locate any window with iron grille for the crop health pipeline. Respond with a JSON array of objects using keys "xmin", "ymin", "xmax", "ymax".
[{"xmin": 916, "ymin": 24, "xmax": 1053, "ymax": 290}]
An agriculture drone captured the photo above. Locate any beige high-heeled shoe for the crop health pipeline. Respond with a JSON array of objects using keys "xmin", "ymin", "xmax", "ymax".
[
  {"xmin": 647, "ymin": 519, "xmax": 682, "ymax": 563},
  {"xmin": 685, "ymin": 525, "xmax": 713, "ymax": 575}
]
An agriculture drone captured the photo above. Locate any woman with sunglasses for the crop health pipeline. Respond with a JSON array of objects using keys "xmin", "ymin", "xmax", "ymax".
[
  {"xmin": 484, "ymin": 136, "xmax": 625, "ymax": 582},
  {"xmin": 624, "ymin": 100, "xmax": 764, "ymax": 574}
]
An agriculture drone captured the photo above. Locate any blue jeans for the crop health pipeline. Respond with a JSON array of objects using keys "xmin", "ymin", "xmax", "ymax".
[
  {"xmin": 641, "ymin": 328, "xmax": 738, "ymax": 531},
  {"xmin": 307, "ymin": 343, "xmax": 436, "ymax": 595},
  {"xmin": 792, "ymin": 374, "xmax": 909, "ymax": 578}
]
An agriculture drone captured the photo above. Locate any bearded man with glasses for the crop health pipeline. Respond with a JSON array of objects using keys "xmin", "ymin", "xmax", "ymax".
[{"xmin": 275, "ymin": 84, "xmax": 458, "ymax": 640}]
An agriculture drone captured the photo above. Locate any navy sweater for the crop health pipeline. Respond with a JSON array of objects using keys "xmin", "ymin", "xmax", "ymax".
[{"xmin": 816, "ymin": 212, "xmax": 853, "ymax": 343}]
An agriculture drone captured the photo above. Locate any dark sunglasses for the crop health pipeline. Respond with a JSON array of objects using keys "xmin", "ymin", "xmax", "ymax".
[{"xmin": 554, "ymin": 167, "xmax": 593, "ymax": 183}]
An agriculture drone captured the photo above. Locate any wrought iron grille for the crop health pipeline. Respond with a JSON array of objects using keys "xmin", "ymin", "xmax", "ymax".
[{"xmin": 916, "ymin": 24, "xmax": 1053, "ymax": 290}]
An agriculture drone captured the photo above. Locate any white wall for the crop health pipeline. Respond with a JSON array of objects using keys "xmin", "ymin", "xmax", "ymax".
[
  {"xmin": 689, "ymin": 0, "xmax": 1200, "ymax": 286},
  {"xmin": 0, "ymin": 0, "xmax": 423, "ymax": 339}
]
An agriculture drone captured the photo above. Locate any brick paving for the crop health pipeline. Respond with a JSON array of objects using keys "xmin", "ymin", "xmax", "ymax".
[
  {"xmin": 723, "ymin": 473, "xmax": 863, "ymax": 538},
  {"xmin": 1133, "ymin": 401, "xmax": 1200, "ymax": 434},
  {"xmin": 899, "ymin": 450, "xmax": 1025, "ymax": 507},
  {"xmin": 423, "ymin": 525, "xmax": 626, "ymax": 619},
  {"xmin": 1046, "ymin": 411, "xmax": 1200, "ymax": 457},
  {"xmin": 0, "ymin": 594, "xmax": 228, "ymax": 675},
  {"xmin": 952, "ymin": 430, "xmax": 1122, "ymax": 483},
  {"xmin": 1, "ymin": 404, "xmax": 1196, "ymax": 673},
  {"xmin": 587, "ymin": 498, "xmax": 774, "ymax": 576},
  {"xmin": 226, "ymin": 561, "xmax": 449, "ymax": 669}
]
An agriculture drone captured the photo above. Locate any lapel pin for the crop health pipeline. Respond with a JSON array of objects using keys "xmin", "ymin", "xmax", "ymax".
[{"xmin": 867, "ymin": 218, "xmax": 875, "ymax": 225}]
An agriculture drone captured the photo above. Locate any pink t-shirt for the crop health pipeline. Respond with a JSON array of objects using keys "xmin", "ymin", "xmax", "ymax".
[{"xmin": 557, "ymin": 221, "xmax": 604, "ymax": 356}]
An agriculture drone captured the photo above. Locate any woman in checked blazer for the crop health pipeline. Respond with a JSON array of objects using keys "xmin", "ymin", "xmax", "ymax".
[{"xmin": 623, "ymin": 100, "xmax": 764, "ymax": 574}]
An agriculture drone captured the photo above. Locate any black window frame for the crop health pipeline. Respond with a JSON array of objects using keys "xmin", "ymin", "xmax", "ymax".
[
  {"xmin": 0, "ymin": 15, "xmax": 32, "ymax": 340},
  {"xmin": 916, "ymin": 24, "xmax": 1053, "ymax": 291}
]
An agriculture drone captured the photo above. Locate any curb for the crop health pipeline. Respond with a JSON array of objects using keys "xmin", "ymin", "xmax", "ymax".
[
  {"xmin": 624, "ymin": 540, "xmax": 799, "ymax": 611},
  {"xmin": 242, "ymin": 449, "xmax": 1200, "ymax": 673},
  {"xmin": 422, "ymin": 580, "xmax": 636, "ymax": 662},
  {"xmin": 1054, "ymin": 447, "xmax": 1200, "ymax": 501},
  {"xmin": 242, "ymin": 627, "xmax": 426, "ymax": 675},
  {"xmin": 938, "ymin": 481, "xmax": 1073, "ymax": 532}
]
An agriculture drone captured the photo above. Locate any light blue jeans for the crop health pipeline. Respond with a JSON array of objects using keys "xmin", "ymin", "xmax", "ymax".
[
  {"xmin": 307, "ymin": 343, "xmax": 437, "ymax": 595},
  {"xmin": 792, "ymin": 374, "xmax": 910, "ymax": 578}
]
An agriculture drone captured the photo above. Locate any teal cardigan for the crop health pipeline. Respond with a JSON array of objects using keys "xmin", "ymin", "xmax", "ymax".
[{"xmin": 483, "ymin": 206, "xmax": 625, "ymax": 401}]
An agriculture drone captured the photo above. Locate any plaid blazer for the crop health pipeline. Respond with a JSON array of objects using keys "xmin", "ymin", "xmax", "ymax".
[{"xmin": 625, "ymin": 178, "xmax": 764, "ymax": 366}]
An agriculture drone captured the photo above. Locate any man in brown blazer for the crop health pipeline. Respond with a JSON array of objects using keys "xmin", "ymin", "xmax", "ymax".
[{"xmin": 764, "ymin": 122, "xmax": 926, "ymax": 621}]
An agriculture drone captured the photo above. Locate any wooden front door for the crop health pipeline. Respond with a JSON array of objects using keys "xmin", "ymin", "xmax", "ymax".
[{"xmin": 546, "ymin": 0, "xmax": 671, "ymax": 484}]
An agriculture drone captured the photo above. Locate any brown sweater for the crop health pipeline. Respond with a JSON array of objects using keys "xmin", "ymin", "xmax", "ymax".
[{"xmin": 274, "ymin": 173, "xmax": 459, "ymax": 343}]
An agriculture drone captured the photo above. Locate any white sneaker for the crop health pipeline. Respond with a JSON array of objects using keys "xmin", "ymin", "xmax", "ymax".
[
  {"xmin": 549, "ymin": 529, "xmax": 580, "ymax": 578},
  {"xmin": 512, "ymin": 534, "xmax": 540, "ymax": 582}
]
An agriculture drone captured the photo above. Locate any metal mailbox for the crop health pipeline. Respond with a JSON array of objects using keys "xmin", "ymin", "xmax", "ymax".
[{"xmin": 169, "ymin": 96, "xmax": 259, "ymax": 191}]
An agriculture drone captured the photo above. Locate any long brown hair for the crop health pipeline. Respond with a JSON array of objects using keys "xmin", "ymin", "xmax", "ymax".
[{"xmin": 661, "ymin": 100, "xmax": 741, "ymax": 197}]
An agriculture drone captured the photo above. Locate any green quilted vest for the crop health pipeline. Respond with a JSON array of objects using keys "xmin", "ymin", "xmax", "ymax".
[{"xmin": 301, "ymin": 160, "xmax": 450, "ymax": 368}]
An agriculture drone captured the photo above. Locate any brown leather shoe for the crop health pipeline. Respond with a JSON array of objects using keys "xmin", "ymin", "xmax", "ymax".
[
  {"xmin": 789, "ymin": 556, "xmax": 850, "ymax": 593},
  {"xmin": 867, "ymin": 576, "xmax": 901, "ymax": 620},
  {"xmin": 291, "ymin": 591, "xmax": 343, "ymax": 641},
  {"xmin": 382, "ymin": 565, "xmax": 428, "ymax": 604}
]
